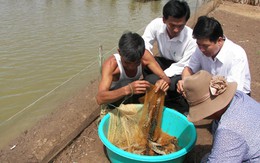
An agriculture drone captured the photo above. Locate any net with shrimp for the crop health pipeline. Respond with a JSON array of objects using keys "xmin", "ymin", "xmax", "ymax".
[{"xmin": 107, "ymin": 84, "xmax": 179, "ymax": 155}]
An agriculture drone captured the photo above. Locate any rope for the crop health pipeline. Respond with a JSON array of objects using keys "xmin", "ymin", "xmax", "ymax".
[
  {"xmin": 0, "ymin": 45, "xmax": 118, "ymax": 126},
  {"xmin": 0, "ymin": 0, "xmax": 204, "ymax": 128}
]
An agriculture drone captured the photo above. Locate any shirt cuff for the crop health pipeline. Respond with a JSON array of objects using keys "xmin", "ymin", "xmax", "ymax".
[{"xmin": 164, "ymin": 68, "xmax": 175, "ymax": 78}]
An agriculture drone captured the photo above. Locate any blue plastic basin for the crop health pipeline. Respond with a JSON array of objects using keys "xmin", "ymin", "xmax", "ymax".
[{"xmin": 98, "ymin": 106, "xmax": 197, "ymax": 163}]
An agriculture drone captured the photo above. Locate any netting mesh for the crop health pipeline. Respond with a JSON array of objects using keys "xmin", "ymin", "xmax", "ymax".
[{"xmin": 107, "ymin": 84, "xmax": 179, "ymax": 155}]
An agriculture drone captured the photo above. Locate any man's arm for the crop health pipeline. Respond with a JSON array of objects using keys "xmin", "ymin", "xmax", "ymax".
[
  {"xmin": 182, "ymin": 66, "xmax": 194, "ymax": 79},
  {"xmin": 141, "ymin": 18, "xmax": 170, "ymax": 91},
  {"xmin": 206, "ymin": 129, "xmax": 247, "ymax": 162},
  {"xmin": 142, "ymin": 50, "xmax": 171, "ymax": 85},
  {"xmin": 228, "ymin": 48, "xmax": 250, "ymax": 93},
  {"xmin": 95, "ymin": 57, "xmax": 132, "ymax": 105},
  {"xmin": 164, "ymin": 38, "xmax": 197, "ymax": 77},
  {"xmin": 96, "ymin": 56, "xmax": 151, "ymax": 105},
  {"xmin": 177, "ymin": 66, "xmax": 194, "ymax": 95}
]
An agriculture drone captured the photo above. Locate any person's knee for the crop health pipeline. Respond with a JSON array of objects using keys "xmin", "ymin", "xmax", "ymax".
[
  {"xmin": 144, "ymin": 74, "xmax": 159, "ymax": 85},
  {"xmin": 169, "ymin": 75, "xmax": 182, "ymax": 91}
]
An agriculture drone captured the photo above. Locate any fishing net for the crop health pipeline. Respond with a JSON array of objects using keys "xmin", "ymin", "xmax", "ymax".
[{"xmin": 107, "ymin": 84, "xmax": 179, "ymax": 155}]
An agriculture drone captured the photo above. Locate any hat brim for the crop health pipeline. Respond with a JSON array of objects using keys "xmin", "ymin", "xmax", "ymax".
[{"xmin": 187, "ymin": 82, "xmax": 237, "ymax": 122}]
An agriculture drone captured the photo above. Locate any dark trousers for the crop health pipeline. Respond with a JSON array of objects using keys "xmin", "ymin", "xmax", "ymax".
[{"xmin": 143, "ymin": 57, "xmax": 189, "ymax": 114}]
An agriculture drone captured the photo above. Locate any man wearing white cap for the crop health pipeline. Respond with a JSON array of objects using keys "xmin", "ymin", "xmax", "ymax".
[{"xmin": 183, "ymin": 70, "xmax": 260, "ymax": 162}]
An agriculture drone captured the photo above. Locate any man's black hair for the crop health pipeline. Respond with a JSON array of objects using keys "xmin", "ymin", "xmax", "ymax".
[
  {"xmin": 193, "ymin": 16, "xmax": 224, "ymax": 42},
  {"xmin": 163, "ymin": 0, "xmax": 190, "ymax": 21},
  {"xmin": 118, "ymin": 31, "xmax": 145, "ymax": 62}
]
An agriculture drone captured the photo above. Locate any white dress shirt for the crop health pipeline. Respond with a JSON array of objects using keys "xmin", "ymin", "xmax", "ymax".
[
  {"xmin": 187, "ymin": 38, "xmax": 251, "ymax": 93},
  {"xmin": 142, "ymin": 18, "xmax": 196, "ymax": 77}
]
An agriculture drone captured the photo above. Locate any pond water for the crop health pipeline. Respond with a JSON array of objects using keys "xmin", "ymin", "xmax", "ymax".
[{"xmin": 0, "ymin": 0, "xmax": 203, "ymax": 148}]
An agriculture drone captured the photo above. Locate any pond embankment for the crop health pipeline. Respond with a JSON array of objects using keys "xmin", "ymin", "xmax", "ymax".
[{"xmin": 0, "ymin": 1, "xmax": 259, "ymax": 162}]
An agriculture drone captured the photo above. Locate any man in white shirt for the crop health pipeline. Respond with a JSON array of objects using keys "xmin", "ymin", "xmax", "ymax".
[
  {"xmin": 177, "ymin": 16, "xmax": 251, "ymax": 96},
  {"xmin": 142, "ymin": 0, "xmax": 196, "ymax": 113}
]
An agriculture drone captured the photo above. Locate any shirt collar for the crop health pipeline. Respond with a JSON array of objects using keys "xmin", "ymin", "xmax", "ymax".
[
  {"xmin": 215, "ymin": 37, "xmax": 229, "ymax": 63},
  {"xmin": 162, "ymin": 25, "xmax": 186, "ymax": 43}
]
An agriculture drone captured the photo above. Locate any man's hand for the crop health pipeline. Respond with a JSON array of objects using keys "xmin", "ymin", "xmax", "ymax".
[
  {"xmin": 177, "ymin": 67, "xmax": 193, "ymax": 97},
  {"xmin": 177, "ymin": 80, "xmax": 186, "ymax": 97},
  {"xmin": 129, "ymin": 80, "xmax": 150, "ymax": 94},
  {"xmin": 155, "ymin": 79, "xmax": 169, "ymax": 92},
  {"xmin": 160, "ymin": 74, "xmax": 171, "ymax": 85}
]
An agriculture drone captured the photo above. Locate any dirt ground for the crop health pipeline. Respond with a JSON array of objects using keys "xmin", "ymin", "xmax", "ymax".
[
  {"xmin": 53, "ymin": 2, "xmax": 260, "ymax": 162},
  {"xmin": 0, "ymin": 1, "xmax": 259, "ymax": 163}
]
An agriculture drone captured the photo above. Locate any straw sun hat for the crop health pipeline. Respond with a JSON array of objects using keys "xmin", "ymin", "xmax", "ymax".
[{"xmin": 183, "ymin": 70, "xmax": 237, "ymax": 122}]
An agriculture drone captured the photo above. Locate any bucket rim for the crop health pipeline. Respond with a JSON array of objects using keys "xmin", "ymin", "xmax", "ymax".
[{"xmin": 98, "ymin": 107, "xmax": 197, "ymax": 162}]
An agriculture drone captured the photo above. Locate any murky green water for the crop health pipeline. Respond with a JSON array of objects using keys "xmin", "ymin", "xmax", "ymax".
[{"xmin": 0, "ymin": 0, "xmax": 202, "ymax": 148}]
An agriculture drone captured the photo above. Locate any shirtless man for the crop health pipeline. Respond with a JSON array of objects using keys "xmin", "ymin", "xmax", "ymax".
[{"xmin": 96, "ymin": 31, "xmax": 170, "ymax": 109}]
